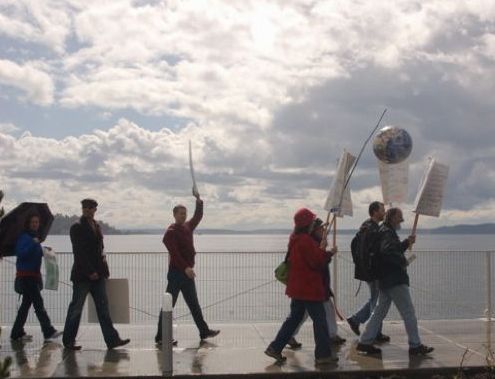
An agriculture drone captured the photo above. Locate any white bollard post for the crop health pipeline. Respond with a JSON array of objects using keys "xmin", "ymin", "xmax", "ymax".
[{"xmin": 162, "ymin": 292, "xmax": 173, "ymax": 376}]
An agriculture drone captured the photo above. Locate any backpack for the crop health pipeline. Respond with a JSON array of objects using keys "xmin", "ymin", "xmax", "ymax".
[{"xmin": 350, "ymin": 222, "xmax": 380, "ymax": 281}]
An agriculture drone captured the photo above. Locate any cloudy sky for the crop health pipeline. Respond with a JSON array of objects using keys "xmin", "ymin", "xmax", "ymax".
[{"xmin": 0, "ymin": 0, "xmax": 494, "ymax": 230}]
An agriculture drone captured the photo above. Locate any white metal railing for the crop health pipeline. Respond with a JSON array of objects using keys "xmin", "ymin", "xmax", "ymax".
[{"xmin": 1, "ymin": 250, "xmax": 494, "ymax": 325}]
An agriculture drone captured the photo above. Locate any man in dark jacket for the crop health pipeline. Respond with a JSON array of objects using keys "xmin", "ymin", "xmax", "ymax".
[
  {"xmin": 155, "ymin": 191, "xmax": 219, "ymax": 345},
  {"xmin": 347, "ymin": 201, "xmax": 390, "ymax": 342},
  {"xmin": 356, "ymin": 208, "xmax": 433, "ymax": 356},
  {"xmin": 62, "ymin": 198, "xmax": 130, "ymax": 350}
]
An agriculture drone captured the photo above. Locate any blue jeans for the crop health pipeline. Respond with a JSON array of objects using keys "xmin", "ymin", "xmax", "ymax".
[
  {"xmin": 269, "ymin": 299, "xmax": 332, "ymax": 359},
  {"xmin": 63, "ymin": 279, "xmax": 120, "ymax": 347},
  {"xmin": 11, "ymin": 277, "xmax": 56, "ymax": 339},
  {"xmin": 155, "ymin": 269, "xmax": 209, "ymax": 341},
  {"xmin": 359, "ymin": 284, "xmax": 421, "ymax": 348},
  {"xmin": 349, "ymin": 280, "xmax": 382, "ymax": 333}
]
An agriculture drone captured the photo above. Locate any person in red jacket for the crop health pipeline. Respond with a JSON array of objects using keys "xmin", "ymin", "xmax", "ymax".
[
  {"xmin": 155, "ymin": 191, "xmax": 219, "ymax": 345},
  {"xmin": 265, "ymin": 208, "xmax": 338, "ymax": 366}
]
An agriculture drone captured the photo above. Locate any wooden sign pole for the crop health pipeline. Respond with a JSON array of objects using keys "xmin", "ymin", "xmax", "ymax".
[{"xmin": 409, "ymin": 213, "xmax": 419, "ymax": 251}]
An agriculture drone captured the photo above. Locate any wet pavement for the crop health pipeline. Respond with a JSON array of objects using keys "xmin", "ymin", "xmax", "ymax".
[{"xmin": 0, "ymin": 319, "xmax": 493, "ymax": 378}]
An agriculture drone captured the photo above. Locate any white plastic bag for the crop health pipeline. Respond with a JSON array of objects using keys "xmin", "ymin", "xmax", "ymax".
[{"xmin": 43, "ymin": 247, "xmax": 59, "ymax": 291}]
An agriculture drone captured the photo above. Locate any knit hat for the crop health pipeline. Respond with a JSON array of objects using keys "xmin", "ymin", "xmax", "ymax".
[{"xmin": 294, "ymin": 208, "xmax": 316, "ymax": 228}]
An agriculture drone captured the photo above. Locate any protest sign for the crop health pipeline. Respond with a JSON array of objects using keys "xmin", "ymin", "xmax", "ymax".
[{"xmin": 324, "ymin": 150, "xmax": 356, "ymax": 217}]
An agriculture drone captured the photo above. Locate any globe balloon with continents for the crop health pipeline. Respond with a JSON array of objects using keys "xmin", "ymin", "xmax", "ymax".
[{"xmin": 372, "ymin": 126, "xmax": 412, "ymax": 164}]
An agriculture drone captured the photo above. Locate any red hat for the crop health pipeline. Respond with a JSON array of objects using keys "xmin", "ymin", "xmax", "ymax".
[{"xmin": 294, "ymin": 208, "xmax": 316, "ymax": 228}]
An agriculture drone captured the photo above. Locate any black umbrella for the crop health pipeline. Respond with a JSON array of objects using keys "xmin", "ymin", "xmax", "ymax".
[{"xmin": 0, "ymin": 202, "xmax": 54, "ymax": 257}]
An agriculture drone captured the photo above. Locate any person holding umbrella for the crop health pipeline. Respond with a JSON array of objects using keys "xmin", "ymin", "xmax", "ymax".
[{"xmin": 10, "ymin": 213, "xmax": 62, "ymax": 342}]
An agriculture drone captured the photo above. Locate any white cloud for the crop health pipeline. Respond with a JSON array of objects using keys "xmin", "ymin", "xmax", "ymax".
[
  {"xmin": 0, "ymin": 1, "xmax": 72, "ymax": 53},
  {"xmin": 0, "ymin": 122, "xmax": 19, "ymax": 134},
  {"xmin": 0, "ymin": 59, "xmax": 54, "ymax": 105},
  {"xmin": 0, "ymin": 118, "xmax": 493, "ymax": 230},
  {"xmin": 1, "ymin": 1, "xmax": 495, "ymax": 228}
]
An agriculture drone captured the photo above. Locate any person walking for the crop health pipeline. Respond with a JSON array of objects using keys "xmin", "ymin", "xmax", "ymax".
[
  {"xmin": 265, "ymin": 208, "xmax": 338, "ymax": 366},
  {"xmin": 62, "ymin": 199, "xmax": 130, "ymax": 350},
  {"xmin": 155, "ymin": 190, "xmax": 219, "ymax": 345},
  {"xmin": 347, "ymin": 201, "xmax": 390, "ymax": 343},
  {"xmin": 287, "ymin": 218, "xmax": 344, "ymax": 349},
  {"xmin": 10, "ymin": 213, "xmax": 62, "ymax": 342},
  {"xmin": 356, "ymin": 208, "xmax": 434, "ymax": 356},
  {"xmin": 313, "ymin": 218, "xmax": 346, "ymax": 345}
]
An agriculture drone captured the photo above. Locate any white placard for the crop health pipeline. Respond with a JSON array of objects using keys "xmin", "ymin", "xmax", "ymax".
[
  {"xmin": 324, "ymin": 150, "xmax": 356, "ymax": 217},
  {"xmin": 413, "ymin": 158, "xmax": 449, "ymax": 217},
  {"xmin": 378, "ymin": 160, "xmax": 409, "ymax": 205},
  {"xmin": 88, "ymin": 278, "xmax": 130, "ymax": 324},
  {"xmin": 189, "ymin": 140, "xmax": 199, "ymax": 197}
]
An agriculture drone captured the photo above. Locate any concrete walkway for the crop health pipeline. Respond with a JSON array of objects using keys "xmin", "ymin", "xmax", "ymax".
[{"xmin": 0, "ymin": 319, "xmax": 493, "ymax": 378}]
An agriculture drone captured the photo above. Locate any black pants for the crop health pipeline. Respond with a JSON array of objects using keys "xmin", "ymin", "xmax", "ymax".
[
  {"xmin": 63, "ymin": 279, "xmax": 119, "ymax": 347},
  {"xmin": 11, "ymin": 277, "xmax": 56, "ymax": 339},
  {"xmin": 155, "ymin": 269, "xmax": 209, "ymax": 341}
]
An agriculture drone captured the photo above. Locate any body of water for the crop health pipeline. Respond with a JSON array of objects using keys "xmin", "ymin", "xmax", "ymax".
[
  {"xmin": 43, "ymin": 233, "xmax": 495, "ymax": 253},
  {"xmin": 1, "ymin": 233, "xmax": 494, "ymax": 326}
]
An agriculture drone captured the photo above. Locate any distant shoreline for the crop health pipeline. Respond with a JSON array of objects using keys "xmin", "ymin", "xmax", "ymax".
[{"xmin": 50, "ymin": 223, "xmax": 495, "ymax": 235}]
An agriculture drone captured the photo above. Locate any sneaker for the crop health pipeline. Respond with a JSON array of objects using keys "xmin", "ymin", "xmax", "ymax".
[
  {"xmin": 356, "ymin": 343, "xmax": 382, "ymax": 355},
  {"xmin": 107, "ymin": 338, "xmax": 131, "ymax": 349},
  {"xmin": 11, "ymin": 334, "xmax": 33, "ymax": 342},
  {"xmin": 63, "ymin": 343, "xmax": 82, "ymax": 351},
  {"xmin": 45, "ymin": 330, "xmax": 63, "ymax": 341},
  {"xmin": 264, "ymin": 346, "xmax": 286, "ymax": 363},
  {"xmin": 315, "ymin": 355, "xmax": 339, "ymax": 365},
  {"xmin": 287, "ymin": 337, "xmax": 302, "ymax": 349},
  {"xmin": 374, "ymin": 333, "xmax": 390, "ymax": 343},
  {"xmin": 200, "ymin": 329, "xmax": 220, "ymax": 340},
  {"xmin": 347, "ymin": 317, "xmax": 360, "ymax": 336},
  {"xmin": 409, "ymin": 344, "xmax": 434, "ymax": 356},
  {"xmin": 330, "ymin": 335, "xmax": 346, "ymax": 345}
]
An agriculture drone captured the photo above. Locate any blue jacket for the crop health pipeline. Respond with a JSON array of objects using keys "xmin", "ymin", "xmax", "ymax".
[{"xmin": 15, "ymin": 231, "xmax": 43, "ymax": 273}]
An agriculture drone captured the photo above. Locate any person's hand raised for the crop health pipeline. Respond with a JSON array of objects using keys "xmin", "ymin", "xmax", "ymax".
[{"xmin": 192, "ymin": 187, "xmax": 200, "ymax": 200}]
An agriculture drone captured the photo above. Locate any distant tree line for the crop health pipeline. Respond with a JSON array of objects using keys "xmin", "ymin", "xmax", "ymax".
[{"xmin": 50, "ymin": 213, "xmax": 122, "ymax": 235}]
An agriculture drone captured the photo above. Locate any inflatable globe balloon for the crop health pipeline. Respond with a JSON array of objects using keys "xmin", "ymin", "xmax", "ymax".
[{"xmin": 372, "ymin": 126, "xmax": 412, "ymax": 164}]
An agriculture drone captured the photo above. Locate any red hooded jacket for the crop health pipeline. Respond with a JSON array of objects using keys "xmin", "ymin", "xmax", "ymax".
[{"xmin": 285, "ymin": 232, "xmax": 331, "ymax": 301}]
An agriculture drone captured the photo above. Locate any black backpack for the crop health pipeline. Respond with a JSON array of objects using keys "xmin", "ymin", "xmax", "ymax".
[{"xmin": 350, "ymin": 222, "xmax": 380, "ymax": 282}]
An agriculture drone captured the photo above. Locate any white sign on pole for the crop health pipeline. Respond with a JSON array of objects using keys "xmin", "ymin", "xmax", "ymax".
[
  {"xmin": 413, "ymin": 158, "xmax": 449, "ymax": 217},
  {"xmin": 324, "ymin": 150, "xmax": 356, "ymax": 217},
  {"xmin": 189, "ymin": 140, "xmax": 199, "ymax": 197},
  {"xmin": 378, "ymin": 160, "xmax": 409, "ymax": 205}
]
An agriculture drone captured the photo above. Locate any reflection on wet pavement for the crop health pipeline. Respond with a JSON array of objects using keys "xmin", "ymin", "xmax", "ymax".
[{"xmin": 0, "ymin": 320, "xmax": 493, "ymax": 377}]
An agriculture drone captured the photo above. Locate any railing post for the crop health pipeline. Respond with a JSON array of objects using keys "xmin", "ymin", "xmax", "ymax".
[{"xmin": 162, "ymin": 292, "xmax": 173, "ymax": 377}]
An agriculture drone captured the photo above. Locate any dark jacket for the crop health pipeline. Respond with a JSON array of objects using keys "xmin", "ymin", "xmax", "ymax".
[
  {"xmin": 15, "ymin": 231, "xmax": 43, "ymax": 277},
  {"xmin": 377, "ymin": 223, "xmax": 411, "ymax": 289},
  {"xmin": 69, "ymin": 216, "xmax": 109, "ymax": 282},
  {"xmin": 286, "ymin": 233, "xmax": 331, "ymax": 301},
  {"xmin": 163, "ymin": 200, "xmax": 203, "ymax": 272}
]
